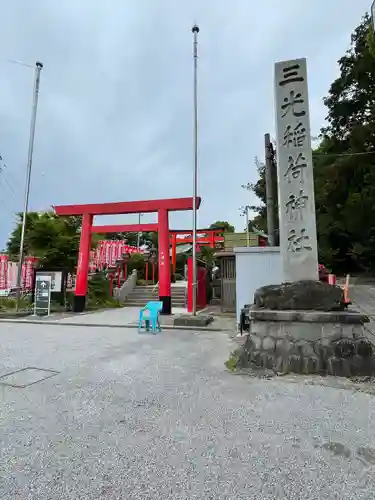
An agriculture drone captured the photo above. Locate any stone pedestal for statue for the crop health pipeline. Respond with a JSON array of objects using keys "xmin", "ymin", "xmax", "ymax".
[{"xmin": 230, "ymin": 281, "xmax": 375, "ymax": 377}]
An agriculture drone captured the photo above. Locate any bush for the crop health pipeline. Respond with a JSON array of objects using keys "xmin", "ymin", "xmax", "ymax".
[
  {"xmin": 0, "ymin": 296, "xmax": 31, "ymax": 311},
  {"xmin": 225, "ymin": 350, "xmax": 242, "ymax": 371},
  {"xmin": 64, "ymin": 277, "xmax": 121, "ymax": 311},
  {"xmin": 174, "ymin": 272, "xmax": 184, "ymax": 281},
  {"xmin": 87, "ymin": 274, "xmax": 121, "ymax": 309},
  {"xmin": 137, "ymin": 279, "xmax": 150, "ymax": 286}
]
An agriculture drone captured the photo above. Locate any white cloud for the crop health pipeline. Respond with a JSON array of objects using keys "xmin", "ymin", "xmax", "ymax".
[{"xmin": 0, "ymin": 0, "xmax": 370, "ymax": 245}]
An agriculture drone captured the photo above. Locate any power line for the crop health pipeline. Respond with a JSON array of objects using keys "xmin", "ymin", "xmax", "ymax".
[
  {"xmin": 0, "ymin": 156, "xmax": 21, "ymax": 224},
  {"xmin": 313, "ymin": 151, "xmax": 375, "ymax": 158},
  {"xmin": 0, "ymin": 164, "xmax": 19, "ymax": 201},
  {"xmin": 0, "ymin": 165, "xmax": 18, "ymax": 195}
]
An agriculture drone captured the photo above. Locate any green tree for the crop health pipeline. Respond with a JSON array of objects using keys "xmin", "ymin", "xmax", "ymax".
[
  {"xmin": 7, "ymin": 212, "xmax": 98, "ymax": 272},
  {"xmin": 209, "ymin": 221, "xmax": 235, "ymax": 233},
  {"xmin": 198, "ymin": 246, "xmax": 215, "ymax": 265},
  {"xmin": 316, "ymin": 13, "xmax": 375, "ymax": 272},
  {"xmin": 101, "ymin": 231, "xmax": 158, "ymax": 248}
]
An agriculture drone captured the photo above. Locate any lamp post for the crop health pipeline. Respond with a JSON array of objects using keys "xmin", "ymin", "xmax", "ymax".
[
  {"xmin": 372, "ymin": 0, "xmax": 375, "ymax": 31},
  {"xmin": 239, "ymin": 205, "xmax": 251, "ymax": 246},
  {"xmin": 16, "ymin": 61, "xmax": 43, "ymax": 311},
  {"xmin": 191, "ymin": 24, "xmax": 200, "ymax": 316}
]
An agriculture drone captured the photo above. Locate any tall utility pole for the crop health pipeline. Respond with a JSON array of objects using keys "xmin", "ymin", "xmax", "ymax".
[
  {"xmin": 192, "ymin": 24, "xmax": 199, "ymax": 316},
  {"xmin": 16, "ymin": 61, "xmax": 43, "ymax": 311},
  {"xmin": 264, "ymin": 133, "xmax": 276, "ymax": 246}
]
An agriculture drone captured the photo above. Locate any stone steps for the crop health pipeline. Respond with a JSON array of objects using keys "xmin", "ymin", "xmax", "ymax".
[{"xmin": 123, "ymin": 285, "xmax": 186, "ymax": 308}]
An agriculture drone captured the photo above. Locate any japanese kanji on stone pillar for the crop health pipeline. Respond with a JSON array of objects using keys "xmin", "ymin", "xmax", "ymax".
[{"xmin": 274, "ymin": 57, "xmax": 319, "ymax": 282}]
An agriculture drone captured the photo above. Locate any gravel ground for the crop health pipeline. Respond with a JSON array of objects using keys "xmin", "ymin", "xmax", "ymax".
[{"xmin": 0, "ymin": 322, "xmax": 375, "ymax": 499}]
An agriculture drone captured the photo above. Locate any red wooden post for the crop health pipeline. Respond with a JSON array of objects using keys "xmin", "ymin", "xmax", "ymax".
[
  {"xmin": 171, "ymin": 233, "xmax": 177, "ymax": 274},
  {"xmin": 149, "ymin": 249, "xmax": 157, "ymax": 285},
  {"xmin": 143, "ymin": 252, "xmax": 150, "ymax": 285},
  {"xmin": 197, "ymin": 266, "xmax": 207, "ymax": 309},
  {"xmin": 74, "ymin": 213, "xmax": 93, "ymax": 312},
  {"xmin": 210, "ymin": 231, "xmax": 215, "ymax": 248},
  {"xmin": 187, "ymin": 256, "xmax": 193, "ymax": 313},
  {"xmin": 115, "ymin": 259, "xmax": 122, "ymax": 288},
  {"xmin": 143, "ymin": 252, "xmax": 149, "ymax": 283},
  {"xmin": 124, "ymin": 264, "xmax": 127, "ymax": 281},
  {"xmin": 158, "ymin": 209, "xmax": 171, "ymax": 314},
  {"xmin": 122, "ymin": 252, "xmax": 130, "ymax": 281},
  {"xmin": 109, "ymin": 273, "xmax": 114, "ymax": 296}
]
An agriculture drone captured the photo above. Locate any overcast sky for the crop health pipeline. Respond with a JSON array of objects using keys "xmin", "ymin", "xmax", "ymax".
[{"xmin": 0, "ymin": 1, "xmax": 371, "ymax": 247}]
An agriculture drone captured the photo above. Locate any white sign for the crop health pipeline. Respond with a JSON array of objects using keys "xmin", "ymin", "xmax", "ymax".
[
  {"xmin": 35, "ymin": 270, "xmax": 63, "ymax": 292},
  {"xmin": 274, "ymin": 58, "xmax": 318, "ymax": 282},
  {"xmin": 50, "ymin": 271, "xmax": 62, "ymax": 292}
]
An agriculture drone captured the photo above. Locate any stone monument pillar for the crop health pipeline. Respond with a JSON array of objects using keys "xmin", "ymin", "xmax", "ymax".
[
  {"xmin": 226, "ymin": 58, "xmax": 375, "ymax": 378},
  {"xmin": 274, "ymin": 58, "xmax": 318, "ymax": 282}
]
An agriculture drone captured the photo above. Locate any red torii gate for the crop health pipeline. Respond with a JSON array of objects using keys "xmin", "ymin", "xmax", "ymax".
[
  {"xmin": 92, "ymin": 224, "xmax": 224, "ymax": 276},
  {"xmin": 54, "ymin": 197, "xmax": 201, "ymax": 314},
  {"xmin": 170, "ymin": 229, "xmax": 224, "ymax": 274}
]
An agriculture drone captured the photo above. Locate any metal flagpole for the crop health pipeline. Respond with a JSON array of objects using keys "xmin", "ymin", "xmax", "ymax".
[
  {"xmin": 16, "ymin": 61, "xmax": 43, "ymax": 312},
  {"xmin": 192, "ymin": 24, "xmax": 199, "ymax": 316}
]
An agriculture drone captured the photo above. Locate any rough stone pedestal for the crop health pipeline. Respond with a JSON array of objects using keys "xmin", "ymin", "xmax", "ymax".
[
  {"xmin": 254, "ymin": 280, "xmax": 344, "ymax": 311},
  {"xmin": 173, "ymin": 314, "xmax": 213, "ymax": 328},
  {"xmin": 236, "ymin": 307, "xmax": 375, "ymax": 377}
]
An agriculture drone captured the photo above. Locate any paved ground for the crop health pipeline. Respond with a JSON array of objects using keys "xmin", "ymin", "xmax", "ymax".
[
  {"xmin": 1, "ymin": 321, "xmax": 375, "ymax": 499},
  {"xmin": 1, "ymin": 306, "xmax": 236, "ymax": 331},
  {"xmin": 349, "ymin": 285, "xmax": 375, "ymax": 344}
]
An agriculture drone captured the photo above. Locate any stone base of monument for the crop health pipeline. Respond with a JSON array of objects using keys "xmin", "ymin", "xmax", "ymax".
[{"xmin": 230, "ymin": 281, "xmax": 375, "ymax": 377}]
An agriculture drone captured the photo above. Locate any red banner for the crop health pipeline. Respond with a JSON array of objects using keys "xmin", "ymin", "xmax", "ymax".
[
  {"xmin": 0, "ymin": 241, "xmax": 144, "ymax": 290},
  {"xmin": 91, "ymin": 241, "xmax": 144, "ymax": 270},
  {"xmin": 0, "ymin": 255, "xmax": 8, "ymax": 290}
]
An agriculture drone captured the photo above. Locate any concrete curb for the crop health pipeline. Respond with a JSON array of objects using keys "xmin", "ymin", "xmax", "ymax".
[{"xmin": 0, "ymin": 318, "xmax": 230, "ymax": 332}]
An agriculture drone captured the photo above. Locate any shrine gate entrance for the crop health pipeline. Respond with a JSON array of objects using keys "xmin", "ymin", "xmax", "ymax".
[{"xmin": 54, "ymin": 197, "xmax": 200, "ymax": 314}]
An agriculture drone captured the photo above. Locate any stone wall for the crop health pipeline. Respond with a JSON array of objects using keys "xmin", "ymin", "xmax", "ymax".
[
  {"xmin": 236, "ymin": 308, "xmax": 375, "ymax": 377},
  {"xmin": 114, "ymin": 269, "xmax": 137, "ymax": 302}
]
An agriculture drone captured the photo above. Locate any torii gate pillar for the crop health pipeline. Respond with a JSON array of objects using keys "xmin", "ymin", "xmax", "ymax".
[
  {"xmin": 157, "ymin": 208, "xmax": 171, "ymax": 313},
  {"xmin": 74, "ymin": 213, "xmax": 93, "ymax": 312}
]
